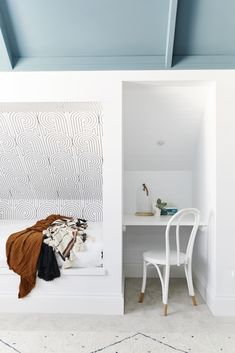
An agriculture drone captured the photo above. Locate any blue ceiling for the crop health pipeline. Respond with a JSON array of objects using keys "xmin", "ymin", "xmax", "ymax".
[{"xmin": 0, "ymin": 0, "xmax": 233, "ymax": 71}]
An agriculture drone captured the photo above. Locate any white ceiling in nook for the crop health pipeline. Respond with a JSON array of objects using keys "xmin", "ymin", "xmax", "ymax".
[{"xmin": 123, "ymin": 82, "xmax": 209, "ymax": 171}]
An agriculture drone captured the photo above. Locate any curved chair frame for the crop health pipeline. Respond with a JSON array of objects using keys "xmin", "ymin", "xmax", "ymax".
[{"xmin": 139, "ymin": 208, "xmax": 200, "ymax": 316}]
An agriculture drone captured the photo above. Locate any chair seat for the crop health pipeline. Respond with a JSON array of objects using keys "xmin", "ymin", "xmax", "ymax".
[{"xmin": 143, "ymin": 250, "xmax": 186, "ymax": 265}]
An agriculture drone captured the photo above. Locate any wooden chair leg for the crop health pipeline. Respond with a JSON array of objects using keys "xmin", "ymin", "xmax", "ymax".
[
  {"xmin": 163, "ymin": 304, "xmax": 168, "ymax": 316},
  {"xmin": 138, "ymin": 292, "xmax": 145, "ymax": 303},
  {"xmin": 191, "ymin": 295, "xmax": 197, "ymax": 306}
]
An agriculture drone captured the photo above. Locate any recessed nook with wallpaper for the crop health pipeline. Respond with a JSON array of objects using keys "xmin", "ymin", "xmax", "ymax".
[
  {"xmin": 123, "ymin": 81, "xmax": 216, "ymax": 311},
  {"xmin": 0, "ymin": 102, "xmax": 110, "ymax": 313}
]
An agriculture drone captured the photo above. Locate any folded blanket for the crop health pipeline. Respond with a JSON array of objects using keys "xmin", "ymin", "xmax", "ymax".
[
  {"xmin": 37, "ymin": 241, "xmax": 60, "ymax": 281},
  {"xmin": 6, "ymin": 214, "xmax": 64, "ymax": 298},
  {"xmin": 43, "ymin": 218, "xmax": 87, "ymax": 268}
]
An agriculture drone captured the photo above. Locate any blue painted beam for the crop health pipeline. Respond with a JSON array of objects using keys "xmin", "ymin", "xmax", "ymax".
[
  {"xmin": 165, "ymin": 0, "xmax": 178, "ymax": 69},
  {"xmin": 0, "ymin": 11, "xmax": 13, "ymax": 70}
]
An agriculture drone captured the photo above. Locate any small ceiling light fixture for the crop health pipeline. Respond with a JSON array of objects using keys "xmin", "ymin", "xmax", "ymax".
[{"xmin": 157, "ymin": 140, "xmax": 165, "ymax": 146}]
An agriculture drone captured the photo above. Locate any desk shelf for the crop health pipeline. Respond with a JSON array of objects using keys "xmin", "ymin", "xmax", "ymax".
[{"xmin": 123, "ymin": 214, "xmax": 207, "ymax": 227}]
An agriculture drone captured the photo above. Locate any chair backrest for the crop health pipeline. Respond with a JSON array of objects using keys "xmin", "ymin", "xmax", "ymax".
[{"xmin": 165, "ymin": 208, "xmax": 200, "ymax": 266}]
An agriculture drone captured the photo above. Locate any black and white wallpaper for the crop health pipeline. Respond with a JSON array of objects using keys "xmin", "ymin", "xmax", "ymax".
[{"xmin": 0, "ymin": 102, "xmax": 103, "ymax": 221}]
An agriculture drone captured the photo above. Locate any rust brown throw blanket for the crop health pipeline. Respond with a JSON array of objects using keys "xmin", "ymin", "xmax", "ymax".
[{"xmin": 6, "ymin": 214, "xmax": 63, "ymax": 298}]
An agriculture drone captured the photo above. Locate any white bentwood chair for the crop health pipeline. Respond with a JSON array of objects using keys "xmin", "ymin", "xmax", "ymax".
[{"xmin": 138, "ymin": 208, "xmax": 200, "ymax": 316}]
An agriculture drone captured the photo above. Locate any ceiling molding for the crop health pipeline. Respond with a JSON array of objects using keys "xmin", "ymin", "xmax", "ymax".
[
  {"xmin": 12, "ymin": 55, "xmax": 166, "ymax": 71},
  {"xmin": 0, "ymin": 11, "xmax": 13, "ymax": 70},
  {"xmin": 172, "ymin": 55, "xmax": 235, "ymax": 69},
  {"xmin": 165, "ymin": 0, "xmax": 178, "ymax": 69},
  {"xmin": 2, "ymin": 55, "xmax": 235, "ymax": 71}
]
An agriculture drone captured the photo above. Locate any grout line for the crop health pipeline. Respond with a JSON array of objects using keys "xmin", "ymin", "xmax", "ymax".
[
  {"xmin": 0, "ymin": 338, "xmax": 22, "ymax": 353},
  {"xmin": 139, "ymin": 332, "xmax": 188, "ymax": 352},
  {"xmin": 90, "ymin": 332, "xmax": 188, "ymax": 353}
]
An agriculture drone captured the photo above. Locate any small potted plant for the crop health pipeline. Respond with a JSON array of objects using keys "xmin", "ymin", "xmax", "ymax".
[{"xmin": 153, "ymin": 198, "xmax": 167, "ymax": 217}]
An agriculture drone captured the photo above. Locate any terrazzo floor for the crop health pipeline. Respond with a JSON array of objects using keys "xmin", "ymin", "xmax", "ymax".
[{"xmin": 0, "ymin": 279, "xmax": 235, "ymax": 353}]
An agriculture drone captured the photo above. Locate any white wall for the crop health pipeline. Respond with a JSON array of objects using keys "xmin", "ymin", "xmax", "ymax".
[
  {"xmin": 192, "ymin": 84, "xmax": 216, "ymax": 304},
  {"xmin": 0, "ymin": 70, "xmax": 235, "ymax": 316},
  {"xmin": 124, "ymin": 170, "xmax": 192, "ymax": 214},
  {"xmin": 216, "ymin": 78, "xmax": 235, "ymax": 306}
]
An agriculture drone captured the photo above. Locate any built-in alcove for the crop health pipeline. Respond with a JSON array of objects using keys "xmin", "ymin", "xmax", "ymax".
[
  {"xmin": 0, "ymin": 95, "xmax": 123, "ymax": 315},
  {"xmin": 0, "ymin": 102, "xmax": 105, "ymax": 277},
  {"xmin": 123, "ymin": 81, "xmax": 216, "ymax": 288}
]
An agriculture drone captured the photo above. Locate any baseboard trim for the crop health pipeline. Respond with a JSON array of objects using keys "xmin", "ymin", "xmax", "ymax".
[
  {"xmin": 193, "ymin": 271, "xmax": 216, "ymax": 314},
  {"xmin": 0, "ymin": 294, "xmax": 124, "ymax": 315},
  {"xmin": 193, "ymin": 271, "xmax": 208, "ymax": 301},
  {"xmin": 193, "ymin": 271, "xmax": 235, "ymax": 316},
  {"xmin": 208, "ymin": 295, "xmax": 235, "ymax": 316}
]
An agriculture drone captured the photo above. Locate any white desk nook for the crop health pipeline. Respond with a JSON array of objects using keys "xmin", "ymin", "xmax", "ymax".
[
  {"xmin": 123, "ymin": 210, "xmax": 207, "ymax": 315},
  {"xmin": 123, "ymin": 214, "xmax": 207, "ymax": 230}
]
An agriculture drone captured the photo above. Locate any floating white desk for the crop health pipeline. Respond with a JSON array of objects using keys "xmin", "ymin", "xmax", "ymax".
[{"xmin": 123, "ymin": 214, "xmax": 207, "ymax": 230}]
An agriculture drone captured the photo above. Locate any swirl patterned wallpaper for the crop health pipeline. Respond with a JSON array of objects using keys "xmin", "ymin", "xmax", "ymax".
[{"xmin": 0, "ymin": 102, "xmax": 103, "ymax": 221}]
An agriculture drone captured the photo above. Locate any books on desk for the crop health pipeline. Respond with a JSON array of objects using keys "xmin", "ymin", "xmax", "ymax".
[{"xmin": 161, "ymin": 207, "xmax": 178, "ymax": 216}]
